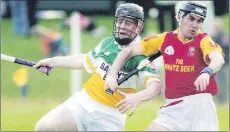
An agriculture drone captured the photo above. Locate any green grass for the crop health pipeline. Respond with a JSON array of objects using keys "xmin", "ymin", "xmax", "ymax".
[
  {"xmin": 1, "ymin": 14, "xmax": 229, "ymax": 131},
  {"xmin": 2, "ymin": 98, "xmax": 229, "ymax": 131},
  {"xmin": 1, "ymin": 98, "xmax": 59, "ymax": 130}
]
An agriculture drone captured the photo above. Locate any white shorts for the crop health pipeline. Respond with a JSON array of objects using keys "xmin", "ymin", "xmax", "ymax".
[
  {"xmin": 62, "ymin": 89, "xmax": 126, "ymax": 131},
  {"xmin": 153, "ymin": 93, "xmax": 218, "ymax": 131}
]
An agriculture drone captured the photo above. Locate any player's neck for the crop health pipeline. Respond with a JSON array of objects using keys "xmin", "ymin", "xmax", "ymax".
[{"xmin": 178, "ymin": 29, "xmax": 192, "ymax": 42}]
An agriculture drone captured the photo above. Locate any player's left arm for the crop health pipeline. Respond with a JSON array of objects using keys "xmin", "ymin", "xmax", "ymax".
[
  {"xmin": 137, "ymin": 66, "xmax": 162, "ymax": 98},
  {"xmin": 194, "ymin": 36, "xmax": 225, "ymax": 91},
  {"xmin": 133, "ymin": 76, "xmax": 162, "ymax": 101},
  {"xmin": 200, "ymin": 36, "xmax": 225, "ymax": 73},
  {"xmin": 116, "ymin": 80, "xmax": 161, "ymax": 116}
]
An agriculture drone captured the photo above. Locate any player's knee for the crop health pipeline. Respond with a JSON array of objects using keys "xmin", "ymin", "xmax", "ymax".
[
  {"xmin": 34, "ymin": 119, "xmax": 56, "ymax": 131},
  {"xmin": 147, "ymin": 122, "xmax": 170, "ymax": 131}
]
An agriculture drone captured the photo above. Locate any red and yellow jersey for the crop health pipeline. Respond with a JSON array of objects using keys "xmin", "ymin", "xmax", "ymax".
[{"xmin": 141, "ymin": 29, "xmax": 224, "ymax": 99}]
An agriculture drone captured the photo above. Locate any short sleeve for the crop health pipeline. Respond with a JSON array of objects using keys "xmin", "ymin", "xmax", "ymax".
[
  {"xmin": 200, "ymin": 36, "xmax": 224, "ymax": 64},
  {"xmin": 141, "ymin": 32, "xmax": 167, "ymax": 56}
]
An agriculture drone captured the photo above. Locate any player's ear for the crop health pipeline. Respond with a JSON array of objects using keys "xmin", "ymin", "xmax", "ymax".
[
  {"xmin": 136, "ymin": 22, "xmax": 144, "ymax": 33},
  {"xmin": 175, "ymin": 13, "xmax": 180, "ymax": 22}
]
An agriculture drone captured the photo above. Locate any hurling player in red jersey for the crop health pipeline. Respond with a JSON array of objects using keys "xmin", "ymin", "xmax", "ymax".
[{"xmin": 105, "ymin": 1, "xmax": 225, "ymax": 131}]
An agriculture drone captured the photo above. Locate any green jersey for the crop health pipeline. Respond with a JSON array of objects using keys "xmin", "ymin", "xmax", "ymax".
[{"xmin": 83, "ymin": 37, "xmax": 160, "ymax": 107}]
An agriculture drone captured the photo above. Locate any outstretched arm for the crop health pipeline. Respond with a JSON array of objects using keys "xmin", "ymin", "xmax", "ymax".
[
  {"xmin": 110, "ymin": 40, "xmax": 143, "ymax": 76},
  {"xmin": 105, "ymin": 40, "xmax": 143, "ymax": 91},
  {"xmin": 33, "ymin": 54, "xmax": 85, "ymax": 73},
  {"xmin": 105, "ymin": 33, "xmax": 166, "ymax": 93},
  {"xmin": 108, "ymin": 47, "xmax": 132, "ymax": 77}
]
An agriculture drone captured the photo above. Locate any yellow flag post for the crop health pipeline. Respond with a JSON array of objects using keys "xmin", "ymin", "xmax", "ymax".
[{"xmin": 12, "ymin": 67, "xmax": 28, "ymax": 98}]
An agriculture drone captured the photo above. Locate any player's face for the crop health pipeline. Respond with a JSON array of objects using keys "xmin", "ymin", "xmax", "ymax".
[
  {"xmin": 115, "ymin": 17, "xmax": 138, "ymax": 39},
  {"xmin": 180, "ymin": 14, "xmax": 204, "ymax": 39}
]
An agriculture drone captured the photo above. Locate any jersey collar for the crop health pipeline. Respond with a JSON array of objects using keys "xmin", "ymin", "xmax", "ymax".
[{"xmin": 173, "ymin": 28, "xmax": 202, "ymax": 43}]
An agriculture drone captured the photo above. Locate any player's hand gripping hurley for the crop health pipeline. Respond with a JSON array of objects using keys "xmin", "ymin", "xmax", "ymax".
[
  {"xmin": 1, "ymin": 54, "xmax": 52, "ymax": 75},
  {"xmin": 105, "ymin": 52, "xmax": 161, "ymax": 95}
]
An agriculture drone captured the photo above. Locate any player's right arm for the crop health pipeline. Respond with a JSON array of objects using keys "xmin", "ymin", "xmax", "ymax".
[
  {"xmin": 33, "ymin": 54, "xmax": 86, "ymax": 73},
  {"xmin": 109, "ymin": 33, "xmax": 166, "ymax": 76},
  {"xmin": 106, "ymin": 33, "xmax": 167, "ymax": 91},
  {"xmin": 34, "ymin": 38, "xmax": 105, "ymax": 73}
]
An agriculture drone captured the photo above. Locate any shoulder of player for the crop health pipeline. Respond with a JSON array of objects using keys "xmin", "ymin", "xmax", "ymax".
[
  {"xmin": 142, "ymin": 32, "xmax": 168, "ymax": 42},
  {"xmin": 200, "ymin": 34, "xmax": 216, "ymax": 46},
  {"xmin": 92, "ymin": 37, "xmax": 115, "ymax": 52},
  {"xmin": 97, "ymin": 37, "xmax": 116, "ymax": 47},
  {"xmin": 199, "ymin": 34, "xmax": 223, "ymax": 49},
  {"xmin": 101, "ymin": 36, "xmax": 115, "ymax": 43},
  {"xmin": 122, "ymin": 55, "xmax": 147, "ymax": 71}
]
